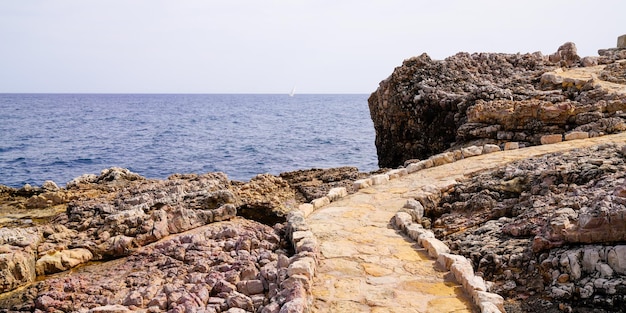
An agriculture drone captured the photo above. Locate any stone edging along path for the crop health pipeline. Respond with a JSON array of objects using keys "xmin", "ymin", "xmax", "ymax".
[{"xmin": 282, "ymin": 131, "xmax": 626, "ymax": 313}]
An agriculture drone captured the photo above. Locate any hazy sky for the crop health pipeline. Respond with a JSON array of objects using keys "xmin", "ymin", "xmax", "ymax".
[{"xmin": 1, "ymin": 1, "xmax": 624, "ymax": 94}]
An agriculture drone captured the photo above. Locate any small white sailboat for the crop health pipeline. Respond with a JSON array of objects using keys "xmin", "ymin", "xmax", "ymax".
[{"xmin": 289, "ymin": 86, "xmax": 296, "ymax": 97}]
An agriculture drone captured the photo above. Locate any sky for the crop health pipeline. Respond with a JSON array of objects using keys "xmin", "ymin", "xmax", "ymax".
[{"xmin": 0, "ymin": 1, "xmax": 624, "ymax": 94}]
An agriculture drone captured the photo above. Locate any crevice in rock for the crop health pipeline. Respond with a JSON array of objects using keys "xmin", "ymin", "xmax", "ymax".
[{"xmin": 236, "ymin": 204, "xmax": 286, "ymax": 226}]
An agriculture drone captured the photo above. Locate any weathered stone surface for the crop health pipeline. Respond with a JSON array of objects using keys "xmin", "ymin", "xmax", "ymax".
[
  {"xmin": 353, "ymin": 178, "xmax": 372, "ymax": 190},
  {"xmin": 279, "ymin": 167, "xmax": 370, "ymax": 203},
  {"xmin": 298, "ymin": 203, "xmax": 314, "ymax": 218},
  {"xmin": 326, "ymin": 187, "xmax": 348, "ymax": 202},
  {"xmin": 400, "ymin": 199, "xmax": 424, "ymax": 223},
  {"xmin": 370, "ymin": 174, "xmax": 390, "ymax": 185},
  {"xmin": 0, "ymin": 220, "xmax": 291, "ymax": 312},
  {"xmin": 421, "ymin": 237, "xmax": 450, "ymax": 258},
  {"xmin": 432, "ymin": 143, "xmax": 626, "ymax": 310},
  {"xmin": 503, "ymin": 142, "xmax": 519, "ymax": 150},
  {"xmin": 608, "ymin": 245, "xmax": 626, "ymax": 274},
  {"xmin": 431, "ymin": 152, "xmax": 456, "ymax": 166},
  {"xmin": 287, "ymin": 258, "xmax": 315, "ymax": 280},
  {"xmin": 540, "ymin": 134, "xmax": 563, "ymax": 145},
  {"xmin": 618, "ymin": 34, "xmax": 626, "ymax": 49},
  {"xmin": 36, "ymin": 248, "xmax": 93, "ymax": 275},
  {"xmin": 406, "ymin": 159, "xmax": 433, "ymax": 173},
  {"xmin": 564, "ymin": 131, "xmax": 589, "ymax": 141},
  {"xmin": 0, "ymin": 164, "xmax": 363, "ymax": 311},
  {"xmin": 369, "ymin": 41, "xmax": 626, "ymax": 168},
  {"xmin": 482, "ymin": 144, "xmax": 501, "ymax": 154},
  {"xmin": 0, "ymin": 227, "xmax": 42, "ymax": 293},
  {"xmin": 0, "ymin": 249, "xmax": 36, "ymax": 293},
  {"xmin": 311, "ymin": 196, "xmax": 330, "ymax": 209},
  {"xmin": 549, "ymin": 42, "xmax": 580, "ymax": 67},
  {"xmin": 386, "ymin": 168, "xmax": 408, "ymax": 179},
  {"xmin": 461, "ymin": 146, "xmax": 483, "ymax": 158}
]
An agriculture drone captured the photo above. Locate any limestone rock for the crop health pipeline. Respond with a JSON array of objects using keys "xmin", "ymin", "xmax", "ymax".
[
  {"xmin": 421, "ymin": 237, "xmax": 450, "ymax": 258},
  {"xmin": 0, "ymin": 220, "xmax": 290, "ymax": 312},
  {"xmin": 504, "ymin": 142, "xmax": 519, "ymax": 150},
  {"xmin": 36, "ymin": 248, "xmax": 93, "ymax": 275},
  {"xmin": 540, "ymin": 134, "xmax": 563, "ymax": 145},
  {"xmin": 432, "ymin": 144, "xmax": 626, "ymax": 310},
  {"xmin": 482, "ymin": 144, "xmax": 501, "ymax": 154},
  {"xmin": 618, "ymin": 34, "xmax": 626, "ymax": 49},
  {"xmin": 236, "ymin": 173, "xmax": 297, "ymax": 222},
  {"xmin": 461, "ymin": 146, "xmax": 483, "ymax": 158},
  {"xmin": 368, "ymin": 41, "xmax": 626, "ymax": 168},
  {"xmin": 326, "ymin": 187, "xmax": 348, "ymax": 202},
  {"xmin": 0, "ymin": 249, "xmax": 36, "ymax": 293},
  {"xmin": 607, "ymin": 245, "xmax": 626, "ymax": 274},
  {"xmin": 564, "ymin": 131, "xmax": 589, "ymax": 141},
  {"xmin": 279, "ymin": 167, "xmax": 368, "ymax": 202},
  {"xmin": 0, "ymin": 227, "xmax": 42, "ymax": 293},
  {"xmin": 549, "ymin": 42, "xmax": 580, "ymax": 67}
]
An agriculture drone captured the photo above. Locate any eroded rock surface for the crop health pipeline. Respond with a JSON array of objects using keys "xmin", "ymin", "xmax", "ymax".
[
  {"xmin": 0, "ymin": 219, "xmax": 297, "ymax": 313},
  {"xmin": 425, "ymin": 143, "xmax": 626, "ymax": 312},
  {"xmin": 0, "ymin": 165, "xmax": 371, "ymax": 312},
  {"xmin": 279, "ymin": 167, "xmax": 372, "ymax": 203},
  {"xmin": 369, "ymin": 41, "xmax": 626, "ymax": 168}
]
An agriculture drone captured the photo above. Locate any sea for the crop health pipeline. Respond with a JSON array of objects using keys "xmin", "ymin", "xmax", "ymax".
[{"xmin": 0, "ymin": 94, "xmax": 379, "ymax": 188}]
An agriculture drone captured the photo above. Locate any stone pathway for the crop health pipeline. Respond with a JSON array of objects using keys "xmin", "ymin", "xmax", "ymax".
[{"xmin": 307, "ymin": 132, "xmax": 626, "ymax": 312}]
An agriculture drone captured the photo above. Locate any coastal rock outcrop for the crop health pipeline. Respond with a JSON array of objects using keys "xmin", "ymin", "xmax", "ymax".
[
  {"xmin": 278, "ymin": 166, "xmax": 371, "ymax": 202},
  {"xmin": 0, "ymin": 165, "xmax": 372, "ymax": 311},
  {"xmin": 0, "ymin": 219, "xmax": 297, "ymax": 312},
  {"xmin": 369, "ymin": 39, "xmax": 626, "ymax": 168},
  {"xmin": 0, "ymin": 227, "xmax": 42, "ymax": 293},
  {"xmin": 422, "ymin": 143, "xmax": 626, "ymax": 311}
]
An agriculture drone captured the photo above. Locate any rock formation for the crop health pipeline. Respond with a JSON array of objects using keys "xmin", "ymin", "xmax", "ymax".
[
  {"xmin": 369, "ymin": 40, "xmax": 626, "ymax": 168},
  {"xmin": 420, "ymin": 143, "xmax": 626, "ymax": 311},
  {"xmin": 0, "ymin": 166, "xmax": 368, "ymax": 312}
]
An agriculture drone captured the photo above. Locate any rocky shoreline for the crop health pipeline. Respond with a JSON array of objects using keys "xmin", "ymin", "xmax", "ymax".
[
  {"xmin": 435, "ymin": 143, "xmax": 626, "ymax": 312},
  {"xmin": 0, "ymin": 167, "xmax": 372, "ymax": 312},
  {"xmin": 385, "ymin": 139, "xmax": 626, "ymax": 312},
  {"xmin": 3, "ymin": 36, "xmax": 626, "ymax": 313}
]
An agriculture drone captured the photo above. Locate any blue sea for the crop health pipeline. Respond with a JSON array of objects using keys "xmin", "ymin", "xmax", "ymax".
[{"xmin": 0, "ymin": 94, "xmax": 378, "ymax": 188}]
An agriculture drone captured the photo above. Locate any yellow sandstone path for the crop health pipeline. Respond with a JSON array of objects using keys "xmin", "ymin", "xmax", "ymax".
[{"xmin": 308, "ymin": 132, "xmax": 626, "ymax": 312}]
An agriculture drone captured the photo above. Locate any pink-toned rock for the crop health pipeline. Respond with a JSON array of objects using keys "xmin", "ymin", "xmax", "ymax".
[
  {"xmin": 564, "ymin": 131, "xmax": 589, "ymax": 141},
  {"xmin": 540, "ymin": 134, "xmax": 563, "ymax": 145},
  {"xmin": 89, "ymin": 305, "xmax": 131, "ymax": 313},
  {"xmin": 279, "ymin": 298, "xmax": 306, "ymax": 313},
  {"xmin": 504, "ymin": 142, "xmax": 519, "ymax": 150},
  {"xmin": 287, "ymin": 257, "xmax": 315, "ymax": 280}
]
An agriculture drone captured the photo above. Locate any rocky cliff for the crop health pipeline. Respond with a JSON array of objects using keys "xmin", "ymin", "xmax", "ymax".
[{"xmin": 369, "ymin": 40, "xmax": 626, "ymax": 168}]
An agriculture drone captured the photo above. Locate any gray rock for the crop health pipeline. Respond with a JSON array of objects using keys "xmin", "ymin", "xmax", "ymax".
[
  {"xmin": 618, "ymin": 34, "xmax": 626, "ymax": 49},
  {"xmin": 607, "ymin": 245, "xmax": 626, "ymax": 274}
]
